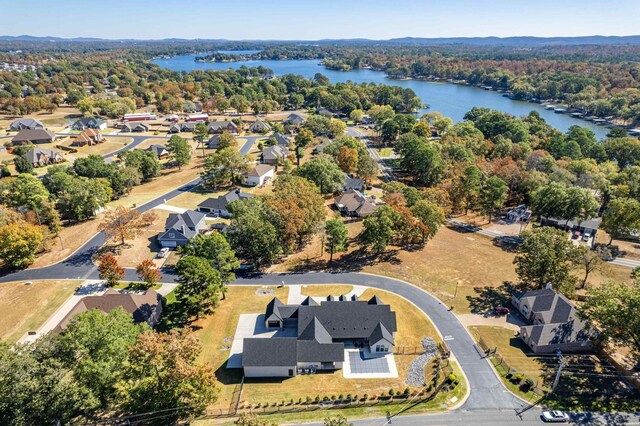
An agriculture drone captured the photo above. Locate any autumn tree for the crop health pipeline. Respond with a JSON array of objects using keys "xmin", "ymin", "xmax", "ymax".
[
  {"xmin": 0, "ymin": 222, "xmax": 44, "ymax": 268},
  {"xmin": 337, "ymin": 146, "xmax": 358, "ymax": 174},
  {"xmin": 295, "ymin": 128, "xmax": 314, "ymax": 148},
  {"xmin": 136, "ymin": 259, "xmax": 162, "ymax": 289},
  {"xmin": 325, "ymin": 219, "xmax": 349, "ymax": 264},
  {"xmin": 99, "ymin": 206, "xmax": 157, "ymax": 246},
  {"xmin": 166, "ymin": 134, "xmax": 191, "ymax": 170},
  {"xmin": 266, "ymin": 175, "xmax": 325, "ymax": 253},
  {"xmin": 295, "ymin": 155, "xmax": 345, "ymax": 195},
  {"xmin": 98, "ymin": 253, "xmax": 125, "ymax": 287},
  {"xmin": 411, "ymin": 199, "xmax": 445, "ymax": 243},
  {"xmin": 359, "ymin": 205, "xmax": 397, "ymax": 253},
  {"xmin": 116, "ymin": 329, "xmax": 219, "ymax": 422},
  {"xmin": 217, "ymin": 130, "xmax": 238, "ymax": 150}
]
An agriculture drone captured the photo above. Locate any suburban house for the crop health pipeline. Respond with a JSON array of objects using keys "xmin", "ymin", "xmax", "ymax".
[
  {"xmin": 283, "ymin": 113, "xmax": 305, "ymax": 126},
  {"xmin": 506, "ymin": 204, "xmax": 532, "ymax": 223},
  {"xmin": 168, "ymin": 123, "xmax": 181, "ymax": 133},
  {"xmin": 344, "ymin": 175, "xmax": 364, "ymax": 191},
  {"xmin": 245, "ymin": 164, "xmax": 275, "ymax": 186},
  {"xmin": 10, "ymin": 118, "xmax": 45, "ymax": 131},
  {"xmin": 240, "ymin": 296, "xmax": 397, "ymax": 378},
  {"xmin": 121, "ymin": 122, "xmax": 150, "ymax": 133},
  {"xmin": 53, "ymin": 288, "xmax": 164, "ymax": 332},
  {"xmin": 23, "ymin": 147, "xmax": 64, "ymax": 167},
  {"xmin": 168, "ymin": 122, "xmax": 196, "ymax": 133},
  {"xmin": 540, "ymin": 217, "xmax": 600, "ymax": 237},
  {"xmin": 157, "ymin": 210, "xmax": 207, "ymax": 248},
  {"xmin": 207, "ymin": 134, "xmax": 225, "ymax": 149},
  {"xmin": 166, "ymin": 114, "xmax": 180, "ymax": 122},
  {"xmin": 262, "ymin": 145, "xmax": 288, "ymax": 165},
  {"xmin": 313, "ymin": 139, "xmax": 331, "ymax": 155},
  {"xmin": 512, "ymin": 288, "xmax": 593, "ymax": 354},
  {"xmin": 316, "ymin": 107, "xmax": 334, "ymax": 118},
  {"xmin": 272, "ymin": 132, "xmax": 291, "ymax": 147},
  {"xmin": 71, "ymin": 128, "xmax": 103, "ymax": 147},
  {"xmin": 334, "ymin": 189, "xmax": 380, "ymax": 217},
  {"xmin": 146, "ymin": 144, "xmax": 169, "ymax": 159},
  {"xmin": 249, "ymin": 119, "xmax": 271, "ymax": 133},
  {"xmin": 123, "ymin": 113, "xmax": 156, "ymax": 121},
  {"xmin": 71, "ymin": 117, "xmax": 107, "ymax": 131},
  {"xmin": 197, "ymin": 189, "xmax": 254, "ymax": 218},
  {"xmin": 208, "ymin": 121, "xmax": 238, "ymax": 134},
  {"xmin": 11, "ymin": 129, "xmax": 56, "ymax": 145}
]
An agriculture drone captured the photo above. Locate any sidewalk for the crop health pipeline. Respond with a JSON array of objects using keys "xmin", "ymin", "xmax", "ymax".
[{"xmin": 18, "ymin": 280, "xmax": 106, "ymax": 344}]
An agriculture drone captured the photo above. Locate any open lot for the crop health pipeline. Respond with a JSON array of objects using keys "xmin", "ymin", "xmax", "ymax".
[
  {"xmin": 300, "ymin": 285, "xmax": 353, "ymax": 297},
  {"xmin": 0, "ymin": 280, "xmax": 81, "ymax": 343},
  {"xmin": 61, "ymin": 136, "xmax": 133, "ymax": 158},
  {"xmin": 192, "ymin": 285, "xmax": 443, "ymax": 409}
]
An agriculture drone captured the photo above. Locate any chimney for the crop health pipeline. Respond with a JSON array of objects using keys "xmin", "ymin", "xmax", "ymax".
[{"xmin": 545, "ymin": 282, "xmax": 553, "ymax": 290}]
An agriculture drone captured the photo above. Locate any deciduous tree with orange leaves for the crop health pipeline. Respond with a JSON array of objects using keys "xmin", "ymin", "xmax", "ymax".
[
  {"xmin": 98, "ymin": 253, "xmax": 125, "ymax": 287},
  {"xmin": 135, "ymin": 259, "xmax": 162, "ymax": 289},
  {"xmin": 99, "ymin": 206, "xmax": 157, "ymax": 246}
]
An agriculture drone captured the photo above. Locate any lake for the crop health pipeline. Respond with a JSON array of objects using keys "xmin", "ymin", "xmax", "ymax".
[{"xmin": 153, "ymin": 55, "xmax": 609, "ymax": 139}]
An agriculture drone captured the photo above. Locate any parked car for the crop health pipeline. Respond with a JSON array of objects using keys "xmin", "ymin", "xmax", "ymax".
[
  {"xmin": 156, "ymin": 247, "xmax": 170, "ymax": 258},
  {"xmin": 542, "ymin": 410, "xmax": 569, "ymax": 422},
  {"xmin": 572, "ymin": 230, "xmax": 581, "ymax": 239},
  {"xmin": 582, "ymin": 232, "xmax": 591, "ymax": 242},
  {"xmin": 493, "ymin": 306, "xmax": 510, "ymax": 315}
]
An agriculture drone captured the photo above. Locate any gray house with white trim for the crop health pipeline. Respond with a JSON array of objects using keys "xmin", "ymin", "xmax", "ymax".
[
  {"xmin": 197, "ymin": 189, "xmax": 253, "ymax": 218},
  {"xmin": 157, "ymin": 210, "xmax": 207, "ymax": 248},
  {"xmin": 512, "ymin": 288, "xmax": 593, "ymax": 354},
  {"xmin": 241, "ymin": 296, "xmax": 397, "ymax": 378}
]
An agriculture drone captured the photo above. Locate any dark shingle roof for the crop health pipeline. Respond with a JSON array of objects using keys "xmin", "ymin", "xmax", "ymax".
[
  {"xmin": 370, "ymin": 322, "xmax": 394, "ymax": 345},
  {"xmin": 242, "ymin": 338, "xmax": 298, "ymax": 367},
  {"xmin": 298, "ymin": 316, "xmax": 332, "ymax": 344},
  {"xmin": 296, "ymin": 340, "xmax": 344, "ymax": 363},
  {"xmin": 11, "ymin": 129, "xmax": 55, "ymax": 143},
  {"xmin": 297, "ymin": 301, "xmax": 397, "ymax": 340},
  {"xmin": 197, "ymin": 189, "xmax": 254, "ymax": 212}
]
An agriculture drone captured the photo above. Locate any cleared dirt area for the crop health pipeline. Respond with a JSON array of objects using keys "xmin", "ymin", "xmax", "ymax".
[
  {"xmin": 108, "ymin": 209, "xmax": 172, "ymax": 268},
  {"xmin": 29, "ymin": 219, "xmax": 102, "ymax": 269},
  {"xmin": 0, "ymin": 280, "xmax": 81, "ymax": 343},
  {"xmin": 62, "ymin": 136, "xmax": 133, "ymax": 158}
]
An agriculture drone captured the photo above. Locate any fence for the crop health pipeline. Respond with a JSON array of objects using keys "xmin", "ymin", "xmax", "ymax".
[
  {"xmin": 476, "ymin": 336, "xmax": 546, "ymax": 397},
  {"xmin": 393, "ymin": 345, "xmax": 425, "ymax": 355},
  {"xmin": 228, "ymin": 377, "xmax": 244, "ymax": 415}
]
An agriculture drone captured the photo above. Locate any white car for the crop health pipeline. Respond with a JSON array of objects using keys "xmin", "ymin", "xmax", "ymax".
[
  {"xmin": 156, "ymin": 247, "xmax": 170, "ymax": 258},
  {"xmin": 542, "ymin": 410, "xmax": 570, "ymax": 422}
]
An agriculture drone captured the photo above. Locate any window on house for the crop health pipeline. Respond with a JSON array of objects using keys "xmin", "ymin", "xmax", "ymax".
[
  {"xmin": 169, "ymin": 233, "xmax": 175, "ymax": 238},
  {"xmin": 375, "ymin": 345, "xmax": 388, "ymax": 353}
]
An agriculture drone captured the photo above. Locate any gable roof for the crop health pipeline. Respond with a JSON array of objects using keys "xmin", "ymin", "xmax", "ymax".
[
  {"xmin": 24, "ymin": 147, "xmax": 62, "ymax": 164},
  {"xmin": 166, "ymin": 209, "xmax": 206, "ymax": 230},
  {"xmin": 73, "ymin": 117, "xmax": 105, "ymax": 128},
  {"xmin": 298, "ymin": 316, "xmax": 333, "ymax": 344},
  {"xmin": 197, "ymin": 189, "xmax": 254, "ymax": 212},
  {"xmin": 272, "ymin": 132, "xmax": 291, "ymax": 146},
  {"xmin": 250, "ymin": 119, "xmax": 271, "ymax": 131},
  {"xmin": 10, "ymin": 118, "xmax": 44, "ymax": 129},
  {"xmin": 246, "ymin": 164, "xmax": 274, "ymax": 177},
  {"xmin": 54, "ymin": 289, "xmax": 162, "ymax": 332},
  {"xmin": 263, "ymin": 145, "xmax": 288, "ymax": 160},
  {"xmin": 159, "ymin": 210, "xmax": 206, "ymax": 241},
  {"xmin": 147, "ymin": 144, "xmax": 168, "ymax": 157},
  {"xmin": 370, "ymin": 322, "xmax": 395, "ymax": 345},
  {"xmin": 334, "ymin": 190, "xmax": 379, "ymax": 216},
  {"xmin": 297, "ymin": 300, "xmax": 397, "ymax": 340},
  {"xmin": 12, "ymin": 129, "xmax": 55, "ymax": 143},
  {"xmin": 284, "ymin": 113, "xmax": 305, "ymax": 123},
  {"xmin": 208, "ymin": 121, "xmax": 237, "ymax": 131}
]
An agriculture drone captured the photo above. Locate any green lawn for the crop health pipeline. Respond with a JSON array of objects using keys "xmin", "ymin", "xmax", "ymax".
[{"xmin": 376, "ymin": 147, "xmax": 393, "ymax": 157}]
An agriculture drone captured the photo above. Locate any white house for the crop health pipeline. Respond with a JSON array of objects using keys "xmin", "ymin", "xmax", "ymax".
[{"xmin": 245, "ymin": 164, "xmax": 275, "ymax": 186}]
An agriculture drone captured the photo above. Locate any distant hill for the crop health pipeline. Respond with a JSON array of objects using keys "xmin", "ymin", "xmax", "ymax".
[{"xmin": 1, "ymin": 34, "xmax": 640, "ymax": 46}]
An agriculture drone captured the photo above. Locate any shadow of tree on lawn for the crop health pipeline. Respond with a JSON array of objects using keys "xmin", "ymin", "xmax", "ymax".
[{"xmin": 466, "ymin": 281, "xmax": 527, "ymax": 314}]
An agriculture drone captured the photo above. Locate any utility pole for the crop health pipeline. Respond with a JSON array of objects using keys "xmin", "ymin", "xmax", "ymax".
[{"xmin": 552, "ymin": 350, "xmax": 566, "ymax": 392}]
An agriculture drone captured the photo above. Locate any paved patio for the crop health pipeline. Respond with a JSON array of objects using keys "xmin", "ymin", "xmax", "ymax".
[{"xmin": 342, "ymin": 349, "xmax": 398, "ymax": 379}]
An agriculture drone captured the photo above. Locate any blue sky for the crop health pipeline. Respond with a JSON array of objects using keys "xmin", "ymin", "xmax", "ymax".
[{"xmin": 2, "ymin": 0, "xmax": 638, "ymax": 40}]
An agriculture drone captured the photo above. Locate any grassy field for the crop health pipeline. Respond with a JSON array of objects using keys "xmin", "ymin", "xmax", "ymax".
[
  {"xmin": 0, "ymin": 280, "xmax": 81, "ymax": 343},
  {"xmin": 375, "ymin": 147, "xmax": 393, "ymax": 157},
  {"xmin": 468, "ymin": 326, "xmax": 547, "ymax": 397},
  {"xmin": 192, "ymin": 285, "xmax": 444, "ymax": 409}
]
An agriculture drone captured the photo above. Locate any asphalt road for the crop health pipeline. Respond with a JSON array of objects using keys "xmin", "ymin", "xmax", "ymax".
[
  {"xmin": 0, "ymin": 134, "xmax": 260, "ymax": 282},
  {"xmin": 345, "ymin": 127, "xmax": 396, "ymax": 181}
]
